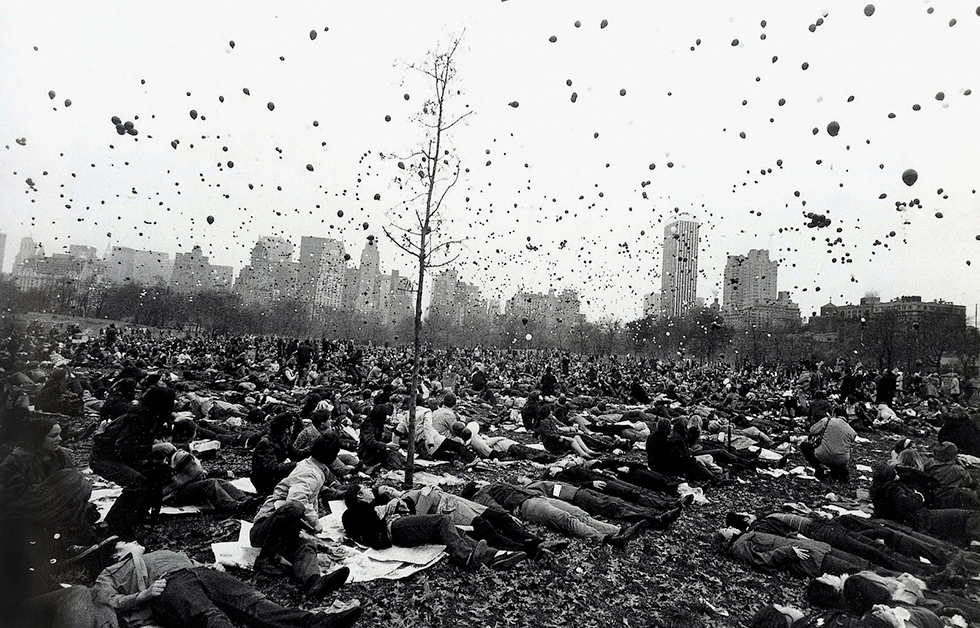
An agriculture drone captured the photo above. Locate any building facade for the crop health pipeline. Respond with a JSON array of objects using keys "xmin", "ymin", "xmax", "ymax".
[{"xmin": 660, "ymin": 218, "xmax": 700, "ymax": 318}]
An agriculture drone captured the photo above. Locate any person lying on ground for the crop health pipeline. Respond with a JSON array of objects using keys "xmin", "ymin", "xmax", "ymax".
[
  {"xmin": 460, "ymin": 481, "xmax": 645, "ymax": 549},
  {"xmin": 94, "ymin": 542, "xmax": 361, "ymax": 628},
  {"xmin": 341, "ymin": 484, "xmax": 526, "ymax": 570},
  {"xmin": 589, "ymin": 459, "xmax": 684, "ymax": 495},
  {"xmin": 521, "ymin": 477, "xmax": 683, "ymax": 529},
  {"xmin": 749, "ymin": 602, "xmax": 946, "ymax": 628},
  {"xmin": 548, "ymin": 464, "xmax": 687, "ymax": 510},
  {"xmin": 430, "ymin": 393, "xmax": 495, "ymax": 459},
  {"xmin": 250, "ymin": 434, "xmax": 352, "ymax": 600},
  {"xmin": 712, "ymin": 526, "xmax": 892, "ymax": 579},
  {"xmin": 724, "ymin": 512, "xmax": 940, "ymax": 577},
  {"xmin": 151, "ymin": 441, "xmax": 258, "ymax": 517},
  {"xmin": 805, "ymin": 569, "xmax": 980, "ymax": 625}
]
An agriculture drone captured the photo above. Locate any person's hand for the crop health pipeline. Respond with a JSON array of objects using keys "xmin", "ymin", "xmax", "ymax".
[
  {"xmin": 386, "ymin": 442, "xmax": 400, "ymax": 450},
  {"xmin": 792, "ymin": 547, "xmax": 810, "ymax": 560},
  {"xmin": 593, "ymin": 480, "xmax": 607, "ymax": 490},
  {"xmin": 140, "ymin": 578, "xmax": 167, "ymax": 601}
]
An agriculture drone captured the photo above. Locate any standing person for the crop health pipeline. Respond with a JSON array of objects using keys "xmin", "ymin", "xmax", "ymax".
[
  {"xmin": 90, "ymin": 387, "xmax": 176, "ymax": 539},
  {"xmin": 799, "ymin": 414, "xmax": 856, "ymax": 482},
  {"xmin": 249, "ymin": 434, "xmax": 351, "ymax": 599}
]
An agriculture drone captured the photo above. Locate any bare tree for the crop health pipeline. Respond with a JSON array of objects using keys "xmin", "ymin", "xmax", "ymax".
[{"xmin": 382, "ymin": 36, "xmax": 471, "ymax": 487}]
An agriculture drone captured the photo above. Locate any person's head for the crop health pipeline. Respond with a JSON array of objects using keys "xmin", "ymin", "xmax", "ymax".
[
  {"xmin": 527, "ymin": 390, "xmax": 541, "ymax": 403},
  {"xmin": 309, "ymin": 432, "xmax": 341, "ymax": 466},
  {"xmin": 23, "ymin": 417, "xmax": 60, "ymax": 453},
  {"xmin": 460, "ymin": 480, "xmax": 479, "ymax": 500},
  {"xmin": 749, "ymin": 604, "xmax": 802, "ymax": 628},
  {"xmin": 871, "ymin": 463, "xmax": 897, "ymax": 484},
  {"xmin": 842, "ymin": 574, "xmax": 892, "ymax": 614},
  {"xmin": 933, "ymin": 441, "xmax": 959, "ymax": 463},
  {"xmin": 894, "ymin": 448, "xmax": 925, "ymax": 471},
  {"xmin": 442, "ymin": 392, "xmax": 457, "ymax": 408},
  {"xmin": 805, "ymin": 574, "xmax": 845, "ymax": 608},
  {"xmin": 171, "ymin": 419, "xmax": 197, "ymax": 445},
  {"xmin": 537, "ymin": 404, "xmax": 553, "ymax": 420},
  {"xmin": 671, "ymin": 417, "xmax": 688, "ymax": 437},
  {"xmin": 426, "ymin": 396, "xmax": 440, "ymax": 411},
  {"xmin": 300, "ymin": 394, "xmax": 322, "ymax": 418},
  {"xmin": 655, "ymin": 417, "xmax": 671, "ymax": 436},
  {"xmin": 112, "ymin": 540, "xmax": 145, "ymax": 561},
  {"xmin": 710, "ymin": 527, "xmax": 741, "ymax": 551},
  {"xmin": 139, "ymin": 386, "xmax": 175, "ymax": 421},
  {"xmin": 343, "ymin": 483, "xmax": 375, "ymax": 508},
  {"xmin": 724, "ymin": 512, "xmax": 757, "ymax": 531},
  {"xmin": 269, "ymin": 411, "xmax": 298, "ymax": 439}
]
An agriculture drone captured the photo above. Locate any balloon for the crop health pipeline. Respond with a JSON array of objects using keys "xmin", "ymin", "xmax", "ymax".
[
  {"xmin": 337, "ymin": 210, "xmax": 344, "ymax": 217},
  {"xmin": 189, "ymin": 110, "xmax": 198, "ymax": 120},
  {"xmin": 525, "ymin": 334, "xmax": 533, "ymax": 341},
  {"xmin": 384, "ymin": 115, "xmax": 391, "ymax": 121},
  {"xmin": 508, "ymin": 101, "xmax": 519, "ymax": 108},
  {"xmin": 827, "ymin": 121, "xmax": 840, "ymax": 136},
  {"xmin": 124, "ymin": 121, "xmax": 134, "ymax": 130},
  {"xmin": 373, "ymin": 193, "xmax": 381, "ymax": 200},
  {"xmin": 549, "ymin": 35, "xmax": 557, "ymax": 43},
  {"xmin": 115, "ymin": 125, "xmax": 126, "ymax": 135},
  {"xmin": 64, "ymin": 99, "xmax": 71, "ymax": 107},
  {"xmin": 306, "ymin": 164, "xmax": 314, "ymax": 171},
  {"xmin": 521, "ymin": 317, "xmax": 528, "ymax": 325},
  {"xmin": 206, "ymin": 215, "xmax": 214, "ymax": 224},
  {"xmin": 570, "ymin": 92, "xmax": 578, "ymax": 103},
  {"xmin": 619, "ymin": 88, "xmax": 627, "ymax": 96},
  {"xmin": 229, "ymin": 40, "xmax": 235, "ymax": 48},
  {"xmin": 864, "ymin": 4, "xmax": 875, "ymax": 16},
  {"xmin": 243, "ymin": 87, "xmax": 250, "ymax": 95},
  {"xmin": 600, "ymin": 19, "xmax": 608, "ymax": 28},
  {"xmin": 48, "ymin": 90, "xmax": 55, "ymax": 100},
  {"xmin": 267, "ymin": 102, "xmax": 275, "ymax": 111},
  {"xmin": 902, "ymin": 169, "xmax": 918, "ymax": 186},
  {"xmin": 127, "ymin": 128, "xmax": 137, "ymax": 136},
  {"xmin": 111, "ymin": 116, "xmax": 122, "ymax": 125},
  {"xmin": 310, "ymin": 30, "xmax": 317, "ymax": 41},
  {"xmin": 362, "ymin": 222, "xmax": 369, "ymax": 230}
]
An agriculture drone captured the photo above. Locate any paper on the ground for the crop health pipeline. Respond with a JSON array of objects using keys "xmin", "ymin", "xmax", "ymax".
[
  {"xmin": 363, "ymin": 544, "xmax": 446, "ymax": 565},
  {"xmin": 211, "ymin": 520, "xmax": 260, "ymax": 569},
  {"xmin": 229, "ymin": 477, "xmax": 257, "ymax": 493},
  {"xmin": 381, "ymin": 470, "xmax": 465, "ymax": 487},
  {"xmin": 317, "ymin": 500, "xmax": 347, "ymax": 542},
  {"xmin": 855, "ymin": 464, "xmax": 873, "ymax": 473},
  {"xmin": 821, "ymin": 504, "xmax": 871, "ymax": 518},
  {"xmin": 677, "ymin": 483, "xmax": 708, "ymax": 504},
  {"xmin": 414, "ymin": 459, "xmax": 447, "ymax": 468}
]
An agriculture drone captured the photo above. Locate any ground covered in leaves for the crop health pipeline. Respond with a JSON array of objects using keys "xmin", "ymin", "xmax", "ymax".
[{"xmin": 64, "ymin": 409, "xmax": 911, "ymax": 628}]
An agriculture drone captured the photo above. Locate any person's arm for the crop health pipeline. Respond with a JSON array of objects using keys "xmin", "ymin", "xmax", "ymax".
[{"xmin": 94, "ymin": 571, "xmax": 167, "ymax": 612}]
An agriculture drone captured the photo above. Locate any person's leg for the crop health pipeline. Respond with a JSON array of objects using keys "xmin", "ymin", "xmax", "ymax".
[
  {"xmin": 507, "ymin": 443, "xmax": 554, "ymax": 463},
  {"xmin": 471, "ymin": 516, "xmax": 525, "ymax": 551},
  {"xmin": 389, "ymin": 514, "xmax": 474, "ymax": 565},
  {"xmin": 90, "ymin": 458, "xmax": 149, "ymax": 536},
  {"xmin": 466, "ymin": 427, "xmax": 493, "ymax": 458},
  {"xmin": 518, "ymin": 498, "xmax": 616, "ymax": 540},
  {"xmin": 570, "ymin": 436, "xmax": 595, "ymax": 459},
  {"xmin": 190, "ymin": 567, "xmax": 317, "ymax": 628},
  {"xmin": 433, "ymin": 439, "xmax": 476, "ymax": 464},
  {"xmin": 172, "ymin": 479, "xmax": 242, "ymax": 512},
  {"xmin": 249, "ymin": 502, "xmax": 321, "ymax": 586},
  {"xmin": 151, "ymin": 569, "xmax": 235, "ymax": 628},
  {"xmin": 474, "ymin": 508, "xmax": 538, "ymax": 550},
  {"xmin": 572, "ymin": 489, "xmax": 663, "ymax": 521},
  {"xmin": 815, "ymin": 525, "xmax": 937, "ymax": 576},
  {"xmin": 799, "ymin": 442, "xmax": 825, "ymax": 478},
  {"xmin": 617, "ymin": 466, "xmax": 681, "ymax": 494}
]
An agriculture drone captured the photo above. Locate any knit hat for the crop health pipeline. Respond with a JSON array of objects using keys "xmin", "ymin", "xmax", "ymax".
[{"xmin": 933, "ymin": 441, "xmax": 959, "ymax": 463}]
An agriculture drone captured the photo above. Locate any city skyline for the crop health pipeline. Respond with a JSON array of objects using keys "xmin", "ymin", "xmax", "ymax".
[{"xmin": 2, "ymin": 2, "xmax": 979, "ymax": 322}]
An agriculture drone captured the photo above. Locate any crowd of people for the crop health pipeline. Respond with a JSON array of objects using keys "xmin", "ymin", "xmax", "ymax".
[{"xmin": 1, "ymin": 318, "xmax": 979, "ymax": 627}]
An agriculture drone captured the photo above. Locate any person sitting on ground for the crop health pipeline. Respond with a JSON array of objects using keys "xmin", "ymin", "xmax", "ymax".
[
  {"xmin": 249, "ymin": 434, "xmax": 351, "ymax": 600},
  {"xmin": 799, "ymin": 411, "xmax": 856, "ymax": 482},
  {"xmin": 461, "ymin": 481, "xmax": 644, "ymax": 549},
  {"xmin": 535, "ymin": 404, "xmax": 598, "ymax": 459},
  {"xmin": 89, "ymin": 386, "xmax": 176, "ymax": 539},
  {"xmin": 430, "ymin": 393, "xmax": 494, "ymax": 458},
  {"xmin": 358, "ymin": 403, "xmax": 405, "ymax": 471},
  {"xmin": 250, "ymin": 412, "xmax": 299, "ymax": 496},
  {"xmin": 540, "ymin": 365, "xmax": 559, "ymax": 398},
  {"xmin": 521, "ymin": 390, "xmax": 543, "ymax": 431},
  {"xmin": 923, "ymin": 441, "xmax": 980, "ymax": 510},
  {"xmin": 521, "ymin": 477, "xmax": 682, "ymax": 529},
  {"xmin": 341, "ymin": 484, "xmax": 526, "ymax": 571},
  {"xmin": 391, "ymin": 395, "xmax": 475, "ymax": 466},
  {"xmin": 94, "ymin": 542, "xmax": 361, "ymax": 628},
  {"xmin": 292, "ymin": 408, "xmax": 359, "ymax": 479},
  {"xmin": 646, "ymin": 418, "xmax": 716, "ymax": 482}
]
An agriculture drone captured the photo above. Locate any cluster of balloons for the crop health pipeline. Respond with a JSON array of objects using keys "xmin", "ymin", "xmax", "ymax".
[
  {"xmin": 110, "ymin": 116, "xmax": 138, "ymax": 136},
  {"xmin": 804, "ymin": 212, "xmax": 832, "ymax": 229}
]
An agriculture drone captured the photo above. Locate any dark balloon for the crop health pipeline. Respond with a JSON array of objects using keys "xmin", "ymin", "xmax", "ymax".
[
  {"xmin": 48, "ymin": 90, "xmax": 55, "ymax": 99},
  {"xmin": 310, "ymin": 30, "xmax": 317, "ymax": 40},
  {"xmin": 600, "ymin": 19, "xmax": 608, "ymax": 28},
  {"xmin": 549, "ymin": 35, "xmax": 557, "ymax": 43},
  {"xmin": 508, "ymin": 101, "xmax": 519, "ymax": 108},
  {"xmin": 935, "ymin": 91, "xmax": 945, "ymax": 101},
  {"xmin": 306, "ymin": 164, "xmax": 314, "ymax": 171},
  {"xmin": 124, "ymin": 121, "xmax": 134, "ymax": 130},
  {"xmin": 731, "ymin": 39, "xmax": 739, "ymax": 46},
  {"xmin": 229, "ymin": 40, "xmax": 235, "ymax": 48},
  {"xmin": 267, "ymin": 102, "xmax": 275, "ymax": 111},
  {"xmin": 827, "ymin": 121, "xmax": 840, "ymax": 136},
  {"xmin": 373, "ymin": 193, "xmax": 381, "ymax": 200},
  {"xmin": 206, "ymin": 215, "xmax": 214, "ymax": 224},
  {"xmin": 127, "ymin": 128, "xmax": 137, "ymax": 136},
  {"xmin": 574, "ymin": 20, "xmax": 581, "ymax": 27},
  {"xmin": 111, "ymin": 116, "xmax": 122, "ymax": 125},
  {"xmin": 619, "ymin": 88, "xmax": 626, "ymax": 96},
  {"xmin": 935, "ymin": 212, "xmax": 943, "ymax": 218},
  {"xmin": 64, "ymin": 99, "xmax": 71, "ymax": 107},
  {"xmin": 570, "ymin": 92, "xmax": 578, "ymax": 103},
  {"xmin": 337, "ymin": 210, "xmax": 344, "ymax": 217},
  {"xmin": 902, "ymin": 169, "xmax": 918, "ymax": 186},
  {"xmin": 362, "ymin": 222, "xmax": 369, "ymax": 229},
  {"xmin": 116, "ymin": 125, "xmax": 126, "ymax": 135},
  {"xmin": 404, "ymin": 94, "xmax": 410, "ymax": 100},
  {"xmin": 864, "ymin": 4, "xmax": 875, "ymax": 16},
  {"xmin": 385, "ymin": 115, "xmax": 391, "ymax": 121},
  {"xmin": 189, "ymin": 110, "xmax": 198, "ymax": 120},
  {"xmin": 243, "ymin": 87, "xmax": 250, "ymax": 95}
]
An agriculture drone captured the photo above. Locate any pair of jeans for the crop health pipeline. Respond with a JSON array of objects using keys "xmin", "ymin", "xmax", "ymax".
[
  {"xmin": 471, "ymin": 507, "xmax": 538, "ymax": 552},
  {"xmin": 89, "ymin": 456, "xmax": 154, "ymax": 536},
  {"xmin": 170, "ymin": 479, "xmax": 247, "ymax": 512},
  {"xmin": 249, "ymin": 502, "xmax": 320, "ymax": 586},
  {"xmin": 389, "ymin": 514, "xmax": 475, "ymax": 565},
  {"xmin": 800, "ymin": 442, "xmax": 848, "ymax": 480},
  {"xmin": 807, "ymin": 522, "xmax": 936, "ymax": 576},
  {"xmin": 517, "ymin": 497, "xmax": 619, "ymax": 541},
  {"xmin": 571, "ymin": 489, "xmax": 667, "ymax": 521},
  {"xmin": 151, "ymin": 567, "xmax": 318, "ymax": 628},
  {"xmin": 432, "ymin": 438, "xmax": 476, "ymax": 464}
]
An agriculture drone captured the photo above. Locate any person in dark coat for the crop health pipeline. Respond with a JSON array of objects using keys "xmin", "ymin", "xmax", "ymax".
[{"xmin": 250, "ymin": 412, "xmax": 299, "ymax": 496}]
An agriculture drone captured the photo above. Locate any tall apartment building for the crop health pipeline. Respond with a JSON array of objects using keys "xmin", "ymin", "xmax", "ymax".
[
  {"xmin": 660, "ymin": 218, "xmax": 700, "ymax": 318},
  {"xmin": 723, "ymin": 249, "xmax": 778, "ymax": 312},
  {"xmin": 172, "ymin": 246, "xmax": 233, "ymax": 294}
]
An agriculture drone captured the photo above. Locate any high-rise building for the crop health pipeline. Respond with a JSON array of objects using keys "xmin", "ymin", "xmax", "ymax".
[
  {"xmin": 14, "ymin": 237, "xmax": 40, "ymax": 268},
  {"xmin": 0, "ymin": 232, "xmax": 6, "ymax": 273},
  {"xmin": 354, "ymin": 239, "xmax": 381, "ymax": 313},
  {"xmin": 313, "ymin": 239, "xmax": 348, "ymax": 312},
  {"xmin": 428, "ymin": 269, "xmax": 491, "ymax": 326},
  {"xmin": 102, "ymin": 247, "xmax": 172, "ymax": 286},
  {"xmin": 68, "ymin": 245, "xmax": 98, "ymax": 261},
  {"xmin": 234, "ymin": 236, "xmax": 298, "ymax": 304},
  {"xmin": 298, "ymin": 236, "xmax": 328, "ymax": 303},
  {"xmin": 723, "ymin": 249, "xmax": 777, "ymax": 312},
  {"xmin": 660, "ymin": 218, "xmax": 700, "ymax": 318},
  {"xmin": 172, "ymin": 246, "xmax": 233, "ymax": 294}
]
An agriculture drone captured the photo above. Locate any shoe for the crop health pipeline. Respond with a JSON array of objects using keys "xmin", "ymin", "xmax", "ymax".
[
  {"xmin": 62, "ymin": 535, "xmax": 120, "ymax": 566},
  {"xmin": 255, "ymin": 555, "xmax": 289, "ymax": 577},
  {"xmin": 613, "ymin": 520, "xmax": 647, "ymax": 543},
  {"xmin": 490, "ymin": 550, "xmax": 527, "ymax": 570},
  {"xmin": 537, "ymin": 539, "xmax": 570, "ymax": 553},
  {"xmin": 311, "ymin": 605, "xmax": 363, "ymax": 628},
  {"xmin": 680, "ymin": 493, "xmax": 695, "ymax": 507},
  {"xmin": 465, "ymin": 540, "xmax": 490, "ymax": 569},
  {"xmin": 308, "ymin": 567, "xmax": 351, "ymax": 600},
  {"xmin": 651, "ymin": 507, "xmax": 682, "ymax": 530}
]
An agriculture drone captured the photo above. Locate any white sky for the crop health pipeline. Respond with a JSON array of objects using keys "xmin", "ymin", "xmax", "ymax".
[{"xmin": 2, "ymin": 0, "xmax": 979, "ymax": 321}]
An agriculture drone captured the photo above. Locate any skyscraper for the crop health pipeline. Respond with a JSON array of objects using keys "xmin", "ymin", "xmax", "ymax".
[
  {"xmin": 660, "ymin": 218, "xmax": 700, "ymax": 318},
  {"xmin": 14, "ymin": 237, "xmax": 39, "ymax": 268},
  {"xmin": 298, "ymin": 236, "xmax": 328, "ymax": 303},
  {"xmin": 313, "ymin": 239, "xmax": 348, "ymax": 312},
  {"xmin": 723, "ymin": 249, "xmax": 777, "ymax": 312},
  {"xmin": 0, "ymin": 233, "xmax": 6, "ymax": 273},
  {"xmin": 354, "ymin": 239, "xmax": 381, "ymax": 313}
]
